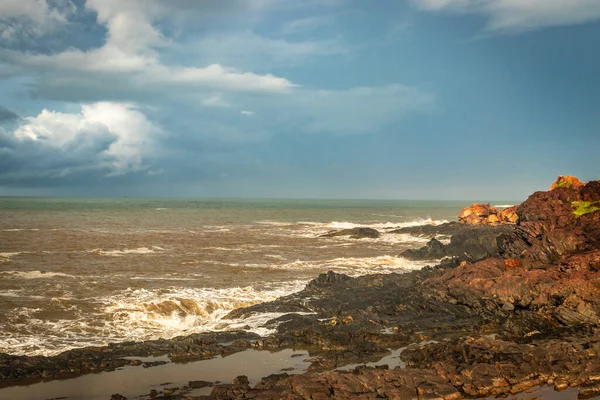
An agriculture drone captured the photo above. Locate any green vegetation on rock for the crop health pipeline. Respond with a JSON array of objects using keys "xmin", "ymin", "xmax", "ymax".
[{"xmin": 572, "ymin": 201, "xmax": 600, "ymax": 217}]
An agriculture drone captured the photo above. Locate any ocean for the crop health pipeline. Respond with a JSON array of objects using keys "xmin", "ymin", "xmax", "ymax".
[{"xmin": 0, "ymin": 197, "xmax": 511, "ymax": 357}]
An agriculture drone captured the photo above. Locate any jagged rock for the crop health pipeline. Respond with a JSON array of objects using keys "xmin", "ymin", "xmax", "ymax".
[
  {"xmin": 498, "ymin": 206, "xmax": 519, "ymax": 224},
  {"xmin": 550, "ymin": 175, "xmax": 585, "ymax": 191},
  {"xmin": 459, "ymin": 203, "xmax": 499, "ymax": 225},
  {"xmin": 390, "ymin": 221, "xmax": 470, "ymax": 237},
  {"xmin": 400, "ymin": 238, "xmax": 446, "ymax": 259},
  {"xmin": 401, "ymin": 225, "xmax": 513, "ymax": 262},
  {"xmin": 320, "ymin": 227, "xmax": 381, "ymax": 239}
]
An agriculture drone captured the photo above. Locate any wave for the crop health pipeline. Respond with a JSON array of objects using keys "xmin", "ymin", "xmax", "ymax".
[
  {"xmin": 0, "ymin": 270, "xmax": 75, "ymax": 279},
  {"xmin": 322, "ymin": 219, "xmax": 449, "ymax": 230},
  {"xmin": 256, "ymin": 219, "xmax": 449, "ymax": 242},
  {"xmin": 2, "ymin": 228, "xmax": 40, "ymax": 232},
  {"xmin": 223, "ymin": 255, "xmax": 436, "ymax": 277},
  {"xmin": 0, "ymin": 252, "xmax": 22, "ymax": 261},
  {"xmin": 1, "ymin": 281, "xmax": 311, "ymax": 357},
  {"xmin": 493, "ymin": 204, "xmax": 515, "ymax": 208},
  {"xmin": 87, "ymin": 246, "xmax": 164, "ymax": 256}
]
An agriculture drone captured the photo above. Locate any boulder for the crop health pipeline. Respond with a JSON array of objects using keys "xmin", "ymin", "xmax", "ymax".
[
  {"xmin": 401, "ymin": 225, "xmax": 514, "ymax": 262},
  {"xmin": 320, "ymin": 227, "xmax": 381, "ymax": 239},
  {"xmin": 459, "ymin": 203, "xmax": 500, "ymax": 225},
  {"xmin": 498, "ymin": 206, "xmax": 519, "ymax": 224},
  {"xmin": 401, "ymin": 238, "xmax": 446, "ymax": 260}
]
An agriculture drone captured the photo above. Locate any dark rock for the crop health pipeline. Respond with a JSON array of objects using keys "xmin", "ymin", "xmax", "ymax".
[
  {"xmin": 401, "ymin": 225, "xmax": 513, "ymax": 262},
  {"xmin": 390, "ymin": 221, "xmax": 470, "ymax": 237},
  {"xmin": 189, "ymin": 380, "xmax": 213, "ymax": 389},
  {"xmin": 401, "ymin": 237, "xmax": 446, "ymax": 260},
  {"xmin": 306, "ymin": 271, "xmax": 352, "ymax": 291},
  {"xmin": 320, "ymin": 227, "xmax": 380, "ymax": 239}
]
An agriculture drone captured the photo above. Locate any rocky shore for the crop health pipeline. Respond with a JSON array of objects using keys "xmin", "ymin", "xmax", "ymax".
[{"xmin": 1, "ymin": 176, "xmax": 599, "ymax": 399}]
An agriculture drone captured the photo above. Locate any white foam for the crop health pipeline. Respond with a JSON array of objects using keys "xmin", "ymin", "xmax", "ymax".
[
  {"xmin": 0, "ymin": 270, "xmax": 75, "ymax": 279},
  {"xmin": 261, "ymin": 219, "xmax": 450, "ymax": 240},
  {"xmin": 323, "ymin": 219, "xmax": 449, "ymax": 230},
  {"xmin": 2, "ymin": 228, "xmax": 40, "ymax": 231},
  {"xmin": 87, "ymin": 247, "xmax": 161, "ymax": 256},
  {"xmin": 493, "ymin": 204, "xmax": 515, "ymax": 208},
  {"xmin": 237, "ymin": 256, "xmax": 436, "ymax": 276},
  {"xmin": 0, "ymin": 252, "xmax": 21, "ymax": 261}
]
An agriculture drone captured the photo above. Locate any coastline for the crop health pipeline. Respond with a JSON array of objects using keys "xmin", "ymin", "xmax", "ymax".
[{"xmin": 1, "ymin": 176, "xmax": 600, "ymax": 399}]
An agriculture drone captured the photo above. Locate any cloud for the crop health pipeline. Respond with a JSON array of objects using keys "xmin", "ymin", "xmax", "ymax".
[
  {"xmin": 260, "ymin": 84, "xmax": 436, "ymax": 135},
  {"xmin": 0, "ymin": 102, "xmax": 162, "ymax": 183},
  {"xmin": 281, "ymin": 15, "xmax": 334, "ymax": 35},
  {"xmin": 414, "ymin": 0, "xmax": 600, "ymax": 32},
  {"xmin": 241, "ymin": 110, "xmax": 255, "ymax": 116},
  {"xmin": 0, "ymin": 0, "xmax": 296, "ymax": 102},
  {"xmin": 179, "ymin": 31, "xmax": 348, "ymax": 69},
  {"xmin": 0, "ymin": 0, "xmax": 75, "ymax": 41},
  {"xmin": 0, "ymin": 106, "xmax": 18, "ymax": 122}
]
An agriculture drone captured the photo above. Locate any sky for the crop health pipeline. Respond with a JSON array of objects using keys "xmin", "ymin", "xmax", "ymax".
[{"xmin": 0, "ymin": 0, "xmax": 599, "ymax": 200}]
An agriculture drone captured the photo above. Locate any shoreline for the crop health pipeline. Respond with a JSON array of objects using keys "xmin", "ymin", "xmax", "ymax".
[{"xmin": 1, "ymin": 176, "xmax": 599, "ymax": 399}]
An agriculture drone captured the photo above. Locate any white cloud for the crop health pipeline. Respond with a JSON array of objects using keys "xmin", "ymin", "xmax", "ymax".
[
  {"xmin": 415, "ymin": 0, "xmax": 600, "ymax": 32},
  {"xmin": 11, "ymin": 102, "xmax": 161, "ymax": 176},
  {"xmin": 0, "ymin": 0, "xmax": 296, "ymax": 97},
  {"xmin": 181, "ymin": 31, "xmax": 348, "ymax": 69},
  {"xmin": 241, "ymin": 110, "xmax": 255, "ymax": 116},
  {"xmin": 201, "ymin": 95, "xmax": 232, "ymax": 108},
  {"xmin": 281, "ymin": 15, "xmax": 333, "ymax": 35},
  {"xmin": 0, "ymin": 0, "xmax": 74, "ymax": 40}
]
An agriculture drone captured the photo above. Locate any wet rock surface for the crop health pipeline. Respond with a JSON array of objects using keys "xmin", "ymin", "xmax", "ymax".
[
  {"xmin": 0, "ymin": 331, "xmax": 259, "ymax": 387},
  {"xmin": 320, "ymin": 227, "xmax": 381, "ymax": 239},
  {"xmin": 2, "ymin": 177, "xmax": 600, "ymax": 400},
  {"xmin": 401, "ymin": 224, "xmax": 514, "ymax": 262}
]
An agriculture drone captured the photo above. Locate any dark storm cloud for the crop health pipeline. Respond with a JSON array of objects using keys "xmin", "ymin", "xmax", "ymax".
[
  {"xmin": 0, "ymin": 125, "xmax": 118, "ymax": 185},
  {"xmin": 0, "ymin": 106, "xmax": 18, "ymax": 122}
]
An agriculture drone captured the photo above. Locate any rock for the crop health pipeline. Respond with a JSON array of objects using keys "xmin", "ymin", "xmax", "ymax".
[
  {"xmin": 498, "ymin": 206, "xmax": 519, "ymax": 224},
  {"xmin": 550, "ymin": 175, "xmax": 585, "ymax": 191},
  {"xmin": 401, "ymin": 225, "xmax": 514, "ymax": 262},
  {"xmin": 306, "ymin": 271, "xmax": 353, "ymax": 291},
  {"xmin": 401, "ymin": 238, "xmax": 446, "ymax": 260},
  {"xmin": 189, "ymin": 380, "xmax": 213, "ymax": 388},
  {"xmin": 459, "ymin": 204, "xmax": 499, "ymax": 225},
  {"xmin": 501, "ymin": 179, "xmax": 600, "ymax": 263},
  {"xmin": 390, "ymin": 221, "xmax": 470, "ymax": 238},
  {"xmin": 320, "ymin": 227, "xmax": 381, "ymax": 239},
  {"xmin": 110, "ymin": 395, "xmax": 127, "ymax": 400}
]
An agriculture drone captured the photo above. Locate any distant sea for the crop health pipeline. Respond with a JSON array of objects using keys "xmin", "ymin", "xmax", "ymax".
[{"xmin": 0, "ymin": 197, "xmax": 516, "ymax": 356}]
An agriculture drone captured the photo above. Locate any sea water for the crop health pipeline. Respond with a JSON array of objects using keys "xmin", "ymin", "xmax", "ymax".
[{"xmin": 0, "ymin": 197, "xmax": 513, "ymax": 356}]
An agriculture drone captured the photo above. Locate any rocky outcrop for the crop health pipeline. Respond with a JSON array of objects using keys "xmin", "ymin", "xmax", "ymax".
[
  {"xmin": 550, "ymin": 175, "xmax": 585, "ymax": 191},
  {"xmin": 390, "ymin": 221, "xmax": 470, "ymax": 238},
  {"xmin": 458, "ymin": 203, "xmax": 499, "ymax": 225},
  {"xmin": 320, "ymin": 227, "xmax": 381, "ymax": 239},
  {"xmin": 501, "ymin": 178, "xmax": 600, "ymax": 264},
  {"xmin": 401, "ymin": 225, "xmax": 514, "ymax": 262},
  {"xmin": 0, "ymin": 331, "xmax": 259, "ymax": 383},
  {"xmin": 459, "ymin": 203, "xmax": 519, "ymax": 225}
]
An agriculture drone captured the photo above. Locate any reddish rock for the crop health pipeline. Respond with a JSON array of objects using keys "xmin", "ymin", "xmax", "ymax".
[
  {"xmin": 504, "ymin": 258, "xmax": 522, "ymax": 270},
  {"xmin": 459, "ymin": 204, "xmax": 499, "ymax": 225},
  {"xmin": 550, "ymin": 175, "xmax": 585, "ymax": 191},
  {"xmin": 502, "ymin": 179, "xmax": 600, "ymax": 263}
]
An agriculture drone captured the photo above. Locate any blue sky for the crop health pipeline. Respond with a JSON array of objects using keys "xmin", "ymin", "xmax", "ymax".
[{"xmin": 0, "ymin": 0, "xmax": 599, "ymax": 199}]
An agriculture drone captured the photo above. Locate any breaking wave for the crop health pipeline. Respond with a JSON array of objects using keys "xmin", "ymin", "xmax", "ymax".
[{"xmin": 0, "ymin": 270, "xmax": 75, "ymax": 279}]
